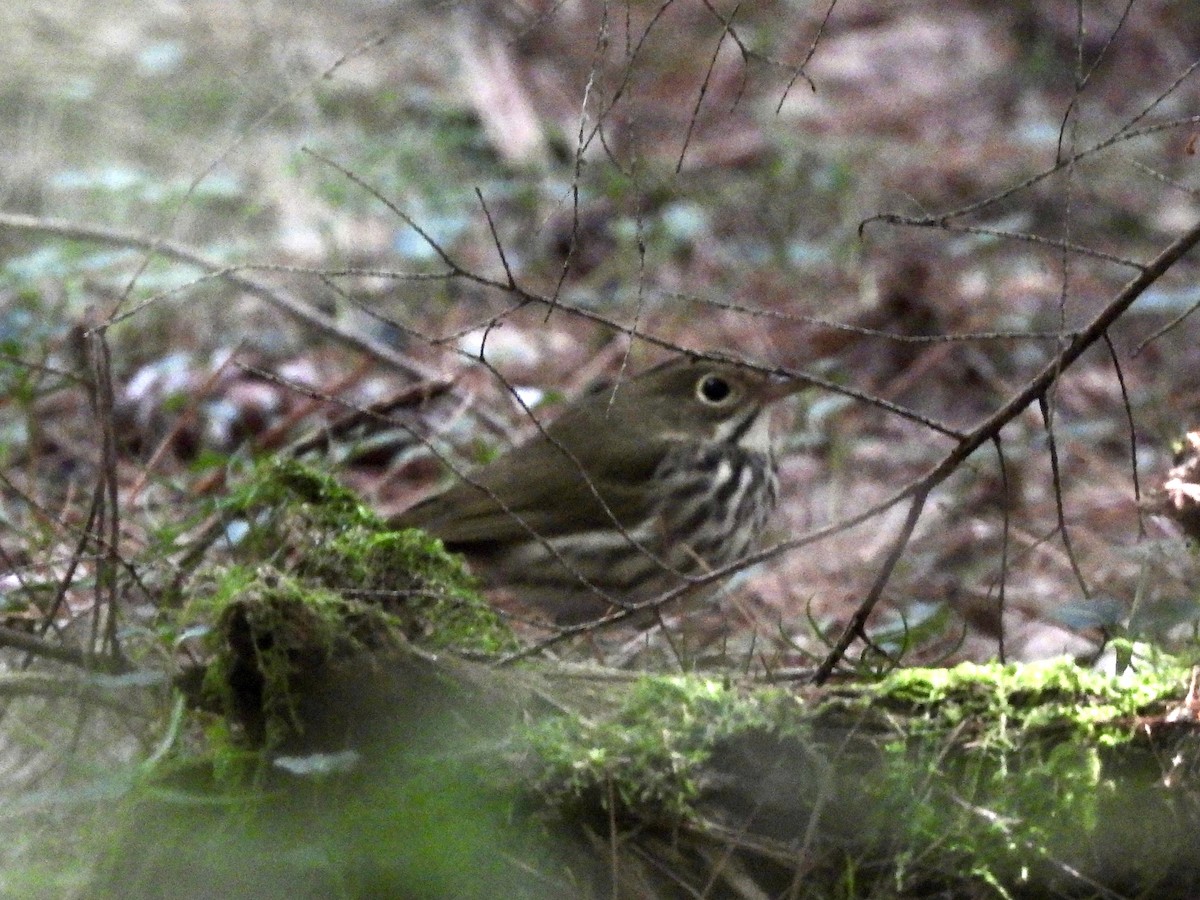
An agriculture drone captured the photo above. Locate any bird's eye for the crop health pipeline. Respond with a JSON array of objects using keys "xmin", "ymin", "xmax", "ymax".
[{"xmin": 696, "ymin": 373, "xmax": 734, "ymax": 405}]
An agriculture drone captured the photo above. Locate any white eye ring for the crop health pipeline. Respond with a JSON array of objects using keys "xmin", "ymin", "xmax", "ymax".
[{"xmin": 696, "ymin": 373, "xmax": 735, "ymax": 405}]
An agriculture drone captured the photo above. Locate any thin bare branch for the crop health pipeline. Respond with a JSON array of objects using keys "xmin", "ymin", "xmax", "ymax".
[
  {"xmin": 475, "ymin": 186, "xmax": 518, "ymax": 289},
  {"xmin": 862, "ymin": 114, "xmax": 1200, "ymax": 229},
  {"xmin": 1038, "ymin": 395, "xmax": 1090, "ymax": 599},
  {"xmin": 992, "ymin": 436, "xmax": 1011, "ymax": 664},
  {"xmin": 1103, "ymin": 333, "xmax": 1144, "ymax": 534},
  {"xmin": 0, "ymin": 625, "xmax": 130, "ymax": 674},
  {"xmin": 677, "ymin": 3, "xmax": 739, "ymax": 173},
  {"xmin": 0, "ymin": 211, "xmax": 445, "ymax": 384}
]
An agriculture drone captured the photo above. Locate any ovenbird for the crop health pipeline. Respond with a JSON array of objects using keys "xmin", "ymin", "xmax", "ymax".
[{"xmin": 390, "ymin": 358, "xmax": 802, "ymax": 624}]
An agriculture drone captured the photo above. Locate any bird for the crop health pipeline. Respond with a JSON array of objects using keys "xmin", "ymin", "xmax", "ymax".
[{"xmin": 390, "ymin": 357, "xmax": 803, "ymax": 625}]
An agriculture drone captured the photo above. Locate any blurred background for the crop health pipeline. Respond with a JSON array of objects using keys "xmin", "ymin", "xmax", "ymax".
[{"xmin": 5, "ymin": 0, "xmax": 1200, "ymax": 669}]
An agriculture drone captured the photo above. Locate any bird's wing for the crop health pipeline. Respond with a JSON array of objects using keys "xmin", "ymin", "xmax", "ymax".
[{"xmin": 393, "ymin": 423, "xmax": 664, "ymax": 546}]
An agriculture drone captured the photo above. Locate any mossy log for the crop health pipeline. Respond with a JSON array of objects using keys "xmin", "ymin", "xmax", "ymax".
[
  {"xmin": 106, "ymin": 580, "xmax": 1200, "ymax": 900},
  {"xmin": 89, "ymin": 462, "xmax": 1200, "ymax": 898}
]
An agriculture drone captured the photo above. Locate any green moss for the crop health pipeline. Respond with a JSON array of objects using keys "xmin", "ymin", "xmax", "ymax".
[
  {"xmin": 520, "ymin": 658, "xmax": 1194, "ymax": 894},
  {"xmin": 204, "ymin": 457, "xmax": 511, "ymax": 653},
  {"xmin": 870, "ymin": 726, "xmax": 1114, "ymax": 892},
  {"xmin": 301, "ymin": 525, "xmax": 512, "ymax": 653},
  {"xmin": 867, "ymin": 657, "xmax": 1184, "ymax": 745},
  {"xmin": 197, "ymin": 571, "xmax": 383, "ymax": 750},
  {"xmin": 181, "ymin": 458, "xmax": 515, "ymax": 754},
  {"xmin": 526, "ymin": 675, "xmax": 797, "ymax": 818},
  {"xmin": 525, "ymin": 659, "xmax": 1187, "ymax": 827},
  {"xmin": 221, "ymin": 456, "xmax": 376, "ymax": 529},
  {"xmin": 846, "ymin": 659, "xmax": 1191, "ymax": 893}
]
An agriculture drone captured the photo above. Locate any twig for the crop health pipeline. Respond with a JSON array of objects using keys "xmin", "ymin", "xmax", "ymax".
[
  {"xmin": 861, "ymin": 113, "xmax": 1200, "ymax": 231},
  {"xmin": 677, "ymin": 3, "xmax": 739, "ymax": 173},
  {"xmin": 1103, "ymin": 332, "xmax": 1144, "ymax": 535},
  {"xmin": 992, "ymin": 436, "xmax": 1011, "ymax": 664},
  {"xmin": 0, "ymin": 625, "xmax": 130, "ymax": 674},
  {"xmin": 0, "ymin": 211, "xmax": 444, "ymax": 384}
]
